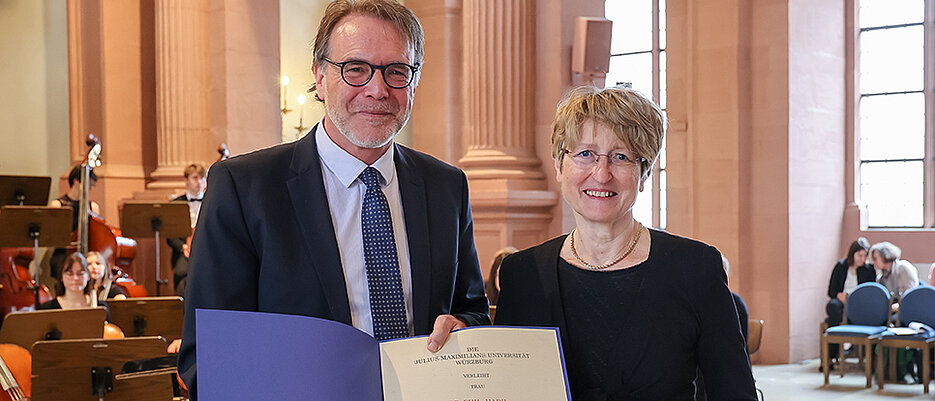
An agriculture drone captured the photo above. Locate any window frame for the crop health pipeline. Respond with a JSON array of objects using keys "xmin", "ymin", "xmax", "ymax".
[
  {"xmin": 605, "ymin": 0, "xmax": 667, "ymax": 229},
  {"xmin": 854, "ymin": 0, "xmax": 934, "ymax": 228}
]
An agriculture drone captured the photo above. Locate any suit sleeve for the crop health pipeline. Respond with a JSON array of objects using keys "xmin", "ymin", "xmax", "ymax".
[
  {"xmin": 449, "ymin": 171, "xmax": 491, "ymax": 327},
  {"xmin": 178, "ymin": 163, "xmax": 260, "ymax": 400},
  {"xmin": 694, "ymin": 246, "xmax": 757, "ymax": 401}
]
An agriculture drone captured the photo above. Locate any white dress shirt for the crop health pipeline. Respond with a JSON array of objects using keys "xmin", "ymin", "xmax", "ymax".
[
  {"xmin": 315, "ymin": 123, "xmax": 413, "ymax": 337},
  {"xmin": 186, "ymin": 191, "xmax": 204, "ymax": 228}
]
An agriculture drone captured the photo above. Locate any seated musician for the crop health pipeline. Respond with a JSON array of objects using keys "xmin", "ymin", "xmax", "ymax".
[
  {"xmin": 48, "ymin": 165, "xmax": 101, "ymax": 278},
  {"xmin": 86, "ymin": 251, "xmax": 127, "ymax": 301},
  {"xmin": 38, "ymin": 252, "xmax": 109, "ymax": 319},
  {"xmin": 166, "ymin": 163, "xmax": 206, "ymax": 296},
  {"xmin": 49, "ymin": 165, "xmax": 101, "ymax": 227}
]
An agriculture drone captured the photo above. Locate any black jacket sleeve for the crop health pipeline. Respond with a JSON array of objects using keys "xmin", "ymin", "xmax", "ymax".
[{"xmin": 827, "ymin": 260, "xmax": 847, "ymax": 299}]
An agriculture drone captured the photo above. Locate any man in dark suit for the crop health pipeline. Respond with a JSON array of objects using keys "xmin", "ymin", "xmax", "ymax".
[
  {"xmin": 166, "ymin": 164, "xmax": 206, "ymax": 296},
  {"xmin": 178, "ymin": 0, "xmax": 489, "ymax": 397}
]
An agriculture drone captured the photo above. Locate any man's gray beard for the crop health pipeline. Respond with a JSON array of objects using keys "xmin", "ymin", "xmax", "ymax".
[{"xmin": 326, "ymin": 101, "xmax": 406, "ymax": 149}]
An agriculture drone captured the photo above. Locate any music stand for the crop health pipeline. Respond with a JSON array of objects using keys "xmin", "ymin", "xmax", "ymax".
[
  {"xmin": 0, "ymin": 205, "xmax": 72, "ymax": 306},
  {"xmin": 32, "ymin": 336, "xmax": 172, "ymax": 401},
  {"xmin": 119, "ymin": 202, "xmax": 189, "ymax": 296},
  {"xmin": 0, "ymin": 308, "xmax": 106, "ymax": 351},
  {"xmin": 0, "ymin": 175, "xmax": 52, "ymax": 206},
  {"xmin": 107, "ymin": 297, "xmax": 184, "ymax": 341}
]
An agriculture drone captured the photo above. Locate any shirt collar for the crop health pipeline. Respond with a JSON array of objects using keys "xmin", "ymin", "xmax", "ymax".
[{"xmin": 315, "ymin": 121, "xmax": 396, "ymax": 188}]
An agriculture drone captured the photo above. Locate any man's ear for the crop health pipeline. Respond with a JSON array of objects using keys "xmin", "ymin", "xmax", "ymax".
[{"xmin": 313, "ymin": 63, "xmax": 326, "ymax": 102}]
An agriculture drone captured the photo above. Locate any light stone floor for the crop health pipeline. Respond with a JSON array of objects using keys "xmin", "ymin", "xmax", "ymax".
[{"xmin": 753, "ymin": 359, "xmax": 933, "ymax": 400}]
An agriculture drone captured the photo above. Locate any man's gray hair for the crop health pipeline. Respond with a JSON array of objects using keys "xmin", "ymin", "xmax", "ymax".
[{"xmin": 870, "ymin": 241, "xmax": 901, "ymax": 263}]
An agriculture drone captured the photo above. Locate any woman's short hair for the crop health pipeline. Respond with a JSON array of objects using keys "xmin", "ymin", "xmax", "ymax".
[
  {"xmin": 551, "ymin": 85, "xmax": 666, "ymax": 178},
  {"xmin": 312, "ymin": 0, "xmax": 424, "ymax": 101},
  {"xmin": 844, "ymin": 237, "xmax": 871, "ymax": 267},
  {"xmin": 870, "ymin": 241, "xmax": 901, "ymax": 263},
  {"xmin": 55, "ymin": 252, "xmax": 91, "ymax": 296}
]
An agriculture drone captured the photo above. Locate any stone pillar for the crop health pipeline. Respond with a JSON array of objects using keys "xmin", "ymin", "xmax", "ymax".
[
  {"xmin": 148, "ymin": 0, "xmax": 214, "ymax": 189},
  {"xmin": 460, "ymin": 0, "xmax": 558, "ymax": 277}
]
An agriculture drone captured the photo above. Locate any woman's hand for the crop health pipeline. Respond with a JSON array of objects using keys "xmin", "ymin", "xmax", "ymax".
[{"xmin": 836, "ymin": 292, "xmax": 847, "ymax": 303}]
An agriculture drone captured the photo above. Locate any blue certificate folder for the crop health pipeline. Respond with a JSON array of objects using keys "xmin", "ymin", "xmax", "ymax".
[
  {"xmin": 197, "ymin": 309, "xmax": 571, "ymax": 400},
  {"xmin": 197, "ymin": 309, "xmax": 383, "ymax": 401}
]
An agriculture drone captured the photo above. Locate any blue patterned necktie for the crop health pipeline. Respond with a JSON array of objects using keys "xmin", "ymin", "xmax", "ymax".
[{"xmin": 359, "ymin": 167, "xmax": 408, "ymax": 340}]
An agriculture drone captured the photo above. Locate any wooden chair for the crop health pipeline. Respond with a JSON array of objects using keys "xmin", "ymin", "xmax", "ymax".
[
  {"xmin": 875, "ymin": 284, "xmax": 935, "ymax": 393},
  {"xmin": 748, "ymin": 319, "xmax": 764, "ymax": 355},
  {"xmin": 821, "ymin": 282, "xmax": 891, "ymax": 388}
]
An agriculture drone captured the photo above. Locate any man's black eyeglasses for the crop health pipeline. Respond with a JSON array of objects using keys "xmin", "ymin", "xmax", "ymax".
[{"xmin": 323, "ymin": 58, "xmax": 420, "ymax": 89}]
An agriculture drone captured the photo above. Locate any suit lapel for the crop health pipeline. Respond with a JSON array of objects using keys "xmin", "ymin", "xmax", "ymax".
[
  {"xmin": 285, "ymin": 125, "xmax": 352, "ymax": 325},
  {"xmin": 395, "ymin": 145, "xmax": 432, "ymax": 335}
]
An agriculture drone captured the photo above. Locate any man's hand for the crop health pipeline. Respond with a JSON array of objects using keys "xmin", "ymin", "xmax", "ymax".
[
  {"xmin": 426, "ymin": 314, "xmax": 466, "ymax": 353},
  {"xmin": 836, "ymin": 292, "xmax": 847, "ymax": 303}
]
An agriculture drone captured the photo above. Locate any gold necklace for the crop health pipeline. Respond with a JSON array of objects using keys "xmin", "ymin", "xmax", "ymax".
[{"xmin": 569, "ymin": 223, "xmax": 643, "ymax": 270}]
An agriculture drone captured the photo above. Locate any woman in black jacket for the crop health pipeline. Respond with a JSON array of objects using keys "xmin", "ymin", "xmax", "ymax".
[
  {"xmin": 826, "ymin": 237, "xmax": 876, "ymax": 326},
  {"xmin": 495, "ymin": 86, "xmax": 756, "ymax": 400}
]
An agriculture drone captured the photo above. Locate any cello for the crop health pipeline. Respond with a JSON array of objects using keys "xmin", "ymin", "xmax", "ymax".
[{"xmin": 0, "ymin": 248, "xmax": 53, "ymax": 318}]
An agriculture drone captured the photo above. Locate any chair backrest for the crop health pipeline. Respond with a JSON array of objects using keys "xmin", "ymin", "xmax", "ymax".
[
  {"xmin": 845, "ymin": 282, "xmax": 890, "ymax": 326},
  {"xmin": 747, "ymin": 319, "xmax": 764, "ymax": 355},
  {"xmin": 897, "ymin": 284, "xmax": 935, "ymax": 327}
]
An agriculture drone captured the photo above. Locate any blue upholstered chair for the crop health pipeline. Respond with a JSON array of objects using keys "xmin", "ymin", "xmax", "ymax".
[
  {"xmin": 821, "ymin": 282, "xmax": 891, "ymax": 388},
  {"xmin": 875, "ymin": 285, "xmax": 935, "ymax": 393}
]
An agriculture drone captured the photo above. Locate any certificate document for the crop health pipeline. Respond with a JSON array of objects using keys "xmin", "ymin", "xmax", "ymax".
[
  {"xmin": 196, "ymin": 309, "xmax": 569, "ymax": 401},
  {"xmin": 380, "ymin": 326, "xmax": 570, "ymax": 400}
]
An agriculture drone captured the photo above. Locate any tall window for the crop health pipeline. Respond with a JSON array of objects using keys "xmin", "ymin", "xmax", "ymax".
[
  {"xmin": 605, "ymin": 0, "xmax": 667, "ymax": 229},
  {"xmin": 857, "ymin": 0, "xmax": 933, "ymax": 227}
]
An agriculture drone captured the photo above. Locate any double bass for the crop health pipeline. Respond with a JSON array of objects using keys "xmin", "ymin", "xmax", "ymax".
[{"xmin": 69, "ymin": 135, "xmax": 146, "ymax": 297}]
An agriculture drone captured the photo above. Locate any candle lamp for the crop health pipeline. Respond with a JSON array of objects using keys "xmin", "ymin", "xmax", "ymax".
[
  {"xmin": 294, "ymin": 94, "xmax": 309, "ymax": 137},
  {"xmin": 281, "ymin": 75, "xmax": 292, "ymax": 115}
]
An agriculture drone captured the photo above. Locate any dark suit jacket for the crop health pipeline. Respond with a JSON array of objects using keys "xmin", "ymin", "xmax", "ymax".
[
  {"xmin": 178, "ymin": 127, "xmax": 490, "ymax": 398},
  {"xmin": 495, "ymin": 230, "xmax": 756, "ymax": 400}
]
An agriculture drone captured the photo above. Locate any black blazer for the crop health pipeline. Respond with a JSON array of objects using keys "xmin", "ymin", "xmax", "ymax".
[
  {"xmin": 178, "ymin": 127, "xmax": 490, "ymax": 398},
  {"xmin": 495, "ymin": 230, "xmax": 756, "ymax": 401},
  {"xmin": 827, "ymin": 260, "xmax": 876, "ymax": 299}
]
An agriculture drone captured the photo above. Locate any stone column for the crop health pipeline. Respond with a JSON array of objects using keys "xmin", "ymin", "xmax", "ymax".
[
  {"xmin": 148, "ymin": 0, "xmax": 214, "ymax": 189},
  {"xmin": 460, "ymin": 0, "xmax": 557, "ymax": 277}
]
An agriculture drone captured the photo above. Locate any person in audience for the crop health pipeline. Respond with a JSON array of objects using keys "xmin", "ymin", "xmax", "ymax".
[
  {"xmin": 494, "ymin": 85, "xmax": 756, "ymax": 400},
  {"xmin": 928, "ymin": 262, "xmax": 935, "ymax": 286},
  {"xmin": 871, "ymin": 241, "xmax": 919, "ymax": 304},
  {"xmin": 86, "ymin": 251, "xmax": 127, "ymax": 301},
  {"xmin": 695, "ymin": 254, "xmax": 750, "ymax": 400},
  {"xmin": 826, "ymin": 238, "xmax": 875, "ymax": 326},
  {"xmin": 871, "ymin": 241, "xmax": 922, "ymax": 384}
]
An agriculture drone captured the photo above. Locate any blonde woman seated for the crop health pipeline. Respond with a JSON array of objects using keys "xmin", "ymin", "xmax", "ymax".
[
  {"xmin": 494, "ymin": 86, "xmax": 756, "ymax": 400},
  {"xmin": 86, "ymin": 251, "xmax": 127, "ymax": 301}
]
